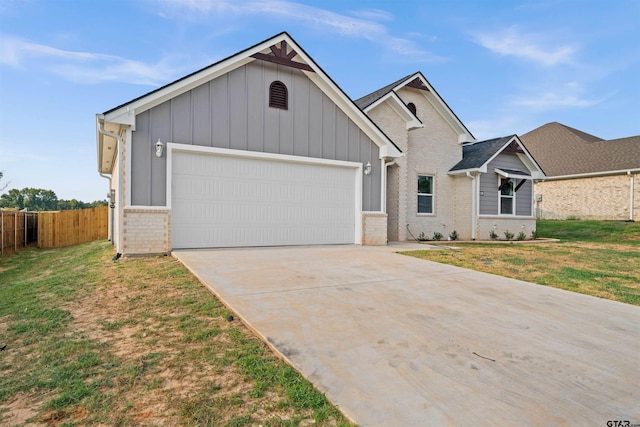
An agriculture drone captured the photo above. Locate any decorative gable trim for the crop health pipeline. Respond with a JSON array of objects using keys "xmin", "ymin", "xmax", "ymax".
[
  {"xmin": 394, "ymin": 72, "xmax": 475, "ymax": 144},
  {"xmin": 362, "ymin": 90, "xmax": 423, "ymax": 131},
  {"xmin": 406, "ymin": 77, "xmax": 429, "ymax": 91},
  {"xmin": 250, "ymin": 40, "xmax": 314, "ymax": 72},
  {"xmin": 98, "ymin": 32, "xmax": 402, "ymax": 174},
  {"xmin": 449, "ymin": 135, "xmax": 545, "ymax": 179}
]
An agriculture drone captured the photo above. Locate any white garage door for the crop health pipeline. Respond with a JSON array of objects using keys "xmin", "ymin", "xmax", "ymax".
[{"xmin": 171, "ymin": 149, "xmax": 358, "ymax": 248}]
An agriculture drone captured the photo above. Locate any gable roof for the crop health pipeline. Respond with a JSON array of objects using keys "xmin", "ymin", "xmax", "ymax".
[
  {"xmin": 354, "ymin": 72, "xmax": 475, "ymax": 143},
  {"xmin": 448, "ymin": 135, "xmax": 544, "ymax": 179},
  {"xmin": 520, "ymin": 122, "xmax": 640, "ymax": 177},
  {"xmin": 449, "ymin": 136, "xmax": 514, "ymax": 172},
  {"xmin": 97, "ymin": 32, "xmax": 402, "ymax": 173}
]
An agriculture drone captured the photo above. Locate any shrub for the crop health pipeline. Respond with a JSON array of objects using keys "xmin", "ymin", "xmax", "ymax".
[
  {"xmin": 531, "ymin": 230, "xmax": 538, "ymax": 240},
  {"xmin": 489, "ymin": 230, "xmax": 498, "ymax": 240},
  {"xmin": 417, "ymin": 232, "xmax": 428, "ymax": 241},
  {"xmin": 517, "ymin": 231, "xmax": 527, "ymax": 241},
  {"xmin": 449, "ymin": 230, "xmax": 459, "ymax": 241},
  {"xmin": 504, "ymin": 230, "xmax": 514, "ymax": 240},
  {"xmin": 432, "ymin": 232, "xmax": 443, "ymax": 241}
]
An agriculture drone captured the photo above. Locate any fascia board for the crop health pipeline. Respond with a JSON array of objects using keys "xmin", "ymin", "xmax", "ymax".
[
  {"xmin": 542, "ymin": 168, "xmax": 640, "ymax": 180},
  {"xmin": 102, "ymin": 32, "xmax": 401, "ymax": 160},
  {"xmin": 363, "ymin": 92, "xmax": 423, "ymax": 130},
  {"xmin": 481, "ymin": 135, "xmax": 546, "ymax": 180},
  {"xmin": 102, "ymin": 33, "xmax": 295, "ymax": 124},
  {"xmin": 305, "ymin": 70, "xmax": 402, "ymax": 159},
  {"xmin": 103, "ymin": 57, "xmax": 255, "ymax": 126},
  {"xmin": 96, "ymin": 115, "xmax": 119, "ymax": 174},
  {"xmin": 395, "ymin": 72, "xmax": 475, "ymax": 143},
  {"xmin": 448, "ymin": 167, "xmax": 482, "ymax": 176},
  {"xmin": 482, "ymin": 135, "xmax": 516, "ymax": 170},
  {"xmin": 512, "ymin": 135, "xmax": 545, "ymax": 178},
  {"xmin": 495, "ymin": 168, "xmax": 532, "ymax": 179}
]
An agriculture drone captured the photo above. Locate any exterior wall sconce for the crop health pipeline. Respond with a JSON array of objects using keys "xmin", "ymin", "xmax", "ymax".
[
  {"xmin": 155, "ymin": 139, "xmax": 164, "ymax": 157},
  {"xmin": 364, "ymin": 161, "xmax": 372, "ymax": 175}
]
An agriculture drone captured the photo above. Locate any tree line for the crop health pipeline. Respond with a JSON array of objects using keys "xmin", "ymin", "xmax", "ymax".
[{"xmin": 0, "ymin": 187, "xmax": 108, "ymax": 211}]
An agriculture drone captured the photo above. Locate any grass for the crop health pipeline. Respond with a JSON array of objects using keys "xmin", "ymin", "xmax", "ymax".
[
  {"xmin": 402, "ymin": 220, "xmax": 640, "ymax": 306},
  {"xmin": 0, "ymin": 241, "xmax": 352, "ymax": 426}
]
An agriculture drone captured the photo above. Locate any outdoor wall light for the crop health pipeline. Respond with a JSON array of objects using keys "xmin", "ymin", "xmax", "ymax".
[
  {"xmin": 364, "ymin": 161, "xmax": 372, "ymax": 175},
  {"xmin": 155, "ymin": 139, "xmax": 164, "ymax": 157}
]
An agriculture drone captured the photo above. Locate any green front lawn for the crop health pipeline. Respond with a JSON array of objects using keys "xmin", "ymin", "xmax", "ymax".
[
  {"xmin": 0, "ymin": 241, "xmax": 351, "ymax": 426},
  {"xmin": 402, "ymin": 220, "xmax": 640, "ymax": 305}
]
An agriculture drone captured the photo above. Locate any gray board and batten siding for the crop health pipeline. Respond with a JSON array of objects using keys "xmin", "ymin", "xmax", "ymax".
[
  {"xmin": 479, "ymin": 153, "xmax": 533, "ymax": 216},
  {"xmin": 131, "ymin": 60, "xmax": 382, "ymax": 210}
]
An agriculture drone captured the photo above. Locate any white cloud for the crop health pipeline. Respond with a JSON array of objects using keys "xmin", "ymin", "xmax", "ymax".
[
  {"xmin": 0, "ymin": 35, "xmax": 183, "ymax": 85},
  {"xmin": 350, "ymin": 8, "xmax": 394, "ymax": 22},
  {"xmin": 466, "ymin": 116, "xmax": 523, "ymax": 141},
  {"xmin": 473, "ymin": 26, "xmax": 577, "ymax": 67},
  {"xmin": 154, "ymin": 0, "xmax": 441, "ymax": 62},
  {"xmin": 514, "ymin": 82, "xmax": 603, "ymax": 109}
]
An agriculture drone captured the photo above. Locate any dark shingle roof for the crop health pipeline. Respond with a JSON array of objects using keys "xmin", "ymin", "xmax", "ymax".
[
  {"xmin": 353, "ymin": 74, "xmax": 414, "ymax": 110},
  {"xmin": 520, "ymin": 122, "xmax": 640, "ymax": 176},
  {"xmin": 449, "ymin": 136, "xmax": 515, "ymax": 172}
]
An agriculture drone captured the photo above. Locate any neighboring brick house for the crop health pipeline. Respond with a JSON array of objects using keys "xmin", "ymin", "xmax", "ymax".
[
  {"xmin": 97, "ymin": 33, "xmax": 545, "ymax": 256},
  {"xmin": 520, "ymin": 122, "xmax": 640, "ymax": 221},
  {"xmin": 356, "ymin": 74, "xmax": 544, "ymax": 242}
]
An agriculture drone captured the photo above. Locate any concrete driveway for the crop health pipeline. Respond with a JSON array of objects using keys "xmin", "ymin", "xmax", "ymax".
[{"xmin": 173, "ymin": 244, "xmax": 640, "ymax": 426}]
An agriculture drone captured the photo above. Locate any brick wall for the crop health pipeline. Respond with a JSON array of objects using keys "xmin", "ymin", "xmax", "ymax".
[
  {"xmin": 535, "ymin": 173, "xmax": 640, "ymax": 220},
  {"xmin": 398, "ymin": 87, "xmax": 463, "ymax": 242},
  {"xmin": 367, "ymin": 103, "xmax": 409, "ymax": 241},
  {"xmin": 478, "ymin": 217, "xmax": 536, "ymax": 241},
  {"xmin": 122, "ymin": 208, "xmax": 171, "ymax": 256},
  {"xmin": 361, "ymin": 212, "xmax": 388, "ymax": 245},
  {"xmin": 453, "ymin": 176, "xmax": 473, "ymax": 239}
]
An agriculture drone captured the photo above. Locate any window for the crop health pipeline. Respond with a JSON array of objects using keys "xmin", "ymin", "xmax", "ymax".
[
  {"xmin": 417, "ymin": 175, "xmax": 434, "ymax": 214},
  {"xmin": 269, "ymin": 81, "xmax": 288, "ymax": 110},
  {"xmin": 407, "ymin": 102, "xmax": 417, "ymax": 116},
  {"xmin": 499, "ymin": 178, "xmax": 515, "ymax": 215}
]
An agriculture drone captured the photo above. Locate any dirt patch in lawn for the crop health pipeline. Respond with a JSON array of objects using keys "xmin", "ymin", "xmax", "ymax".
[{"xmin": 0, "ymin": 242, "xmax": 348, "ymax": 426}]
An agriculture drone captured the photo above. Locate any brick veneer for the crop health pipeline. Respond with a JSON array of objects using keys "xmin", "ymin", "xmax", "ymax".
[
  {"xmin": 534, "ymin": 173, "xmax": 640, "ymax": 220},
  {"xmin": 361, "ymin": 212, "xmax": 388, "ymax": 245},
  {"xmin": 122, "ymin": 208, "xmax": 171, "ymax": 256}
]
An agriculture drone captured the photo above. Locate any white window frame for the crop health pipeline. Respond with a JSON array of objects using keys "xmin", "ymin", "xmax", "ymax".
[
  {"xmin": 498, "ymin": 176, "xmax": 515, "ymax": 215},
  {"xmin": 417, "ymin": 174, "xmax": 434, "ymax": 215}
]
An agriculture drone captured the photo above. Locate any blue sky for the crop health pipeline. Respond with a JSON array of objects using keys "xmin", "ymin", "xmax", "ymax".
[{"xmin": 1, "ymin": 0, "xmax": 638, "ymax": 202}]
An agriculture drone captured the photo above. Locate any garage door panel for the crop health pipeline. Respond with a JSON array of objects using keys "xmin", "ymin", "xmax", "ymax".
[{"xmin": 171, "ymin": 151, "xmax": 357, "ymax": 248}]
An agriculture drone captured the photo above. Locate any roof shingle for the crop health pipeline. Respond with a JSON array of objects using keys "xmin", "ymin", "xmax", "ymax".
[
  {"xmin": 449, "ymin": 136, "xmax": 515, "ymax": 172},
  {"xmin": 520, "ymin": 122, "xmax": 640, "ymax": 176}
]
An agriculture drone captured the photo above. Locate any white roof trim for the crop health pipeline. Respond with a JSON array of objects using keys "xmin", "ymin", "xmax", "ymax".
[
  {"xmin": 101, "ymin": 32, "xmax": 401, "ymax": 160},
  {"xmin": 363, "ymin": 91, "xmax": 423, "ymax": 131},
  {"xmin": 495, "ymin": 168, "xmax": 532, "ymax": 179},
  {"xmin": 542, "ymin": 168, "xmax": 640, "ymax": 181},
  {"xmin": 484, "ymin": 135, "xmax": 545, "ymax": 180},
  {"xmin": 394, "ymin": 72, "xmax": 475, "ymax": 143}
]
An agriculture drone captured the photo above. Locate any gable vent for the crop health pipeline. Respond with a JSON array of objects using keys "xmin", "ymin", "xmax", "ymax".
[
  {"xmin": 407, "ymin": 102, "xmax": 417, "ymax": 116},
  {"xmin": 269, "ymin": 81, "xmax": 288, "ymax": 110}
]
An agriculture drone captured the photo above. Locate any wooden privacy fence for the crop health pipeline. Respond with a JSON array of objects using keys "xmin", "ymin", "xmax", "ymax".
[
  {"xmin": 38, "ymin": 206, "xmax": 108, "ymax": 249},
  {"xmin": 1, "ymin": 210, "xmax": 38, "ymax": 255},
  {"xmin": 0, "ymin": 206, "xmax": 109, "ymax": 255}
]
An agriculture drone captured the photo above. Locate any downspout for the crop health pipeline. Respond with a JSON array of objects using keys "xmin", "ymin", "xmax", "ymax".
[
  {"xmin": 466, "ymin": 171, "xmax": 477, "ymax": 240},
  {"xmin": 97, "ymin": 119, "xmax": 123, "ymax": 254},
  {"xmin": 629, "ymin": 171, "xmax": 635, "ymax": 221},
  {"xmin": 382, "ymin": 158, "xmax": 397, "ymax": 213},
  {"xmin": 98, "ymin": 172, "xmax": 113, "ymax": 244}
]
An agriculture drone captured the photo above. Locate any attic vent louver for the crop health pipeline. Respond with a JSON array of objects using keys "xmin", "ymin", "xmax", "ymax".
[
  {"xmin": 407, "ymin": 102, "xmax": 417, "ymax": 116},
  {"xmin": 269, "ymin": 81, "xmax": 288, "ymax": 110}
]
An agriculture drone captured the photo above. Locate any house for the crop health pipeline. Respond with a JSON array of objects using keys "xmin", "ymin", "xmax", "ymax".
[
  {"xmin": 355, "ymin": 76, "xmax": 544, "ymax": 243},
  {"xmin": 520, "ymin": 122, "xmax": 640, "ymax": 221},
  {"xmin": 96, "ymin": 32, "xmax": 544, "ymax": 256}
]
